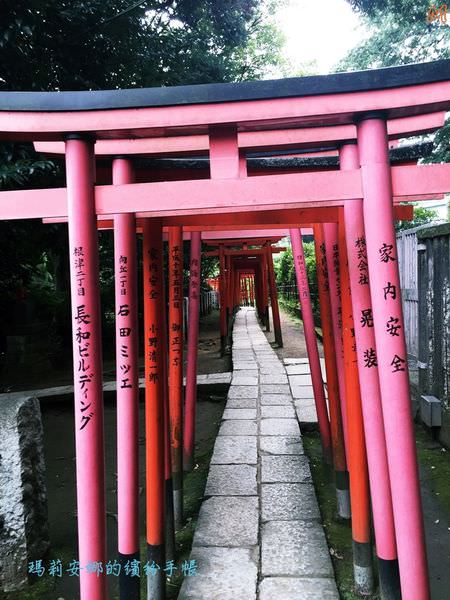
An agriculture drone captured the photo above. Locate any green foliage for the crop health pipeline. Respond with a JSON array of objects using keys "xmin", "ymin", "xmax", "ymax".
[
  {"xmin": 341, "ymin": 1, "xmax": 450, "ymax": 163},
  {"xmin": 275, "ymin": 242, "xmax": 320, "ymax": 323},
  {"xmin": 340, "ymin": 1, "xmax": 450, "ymax": 70},
  {"xmin": 395, "ymin": 204, "xmax": 442, "ymax": 231},
  {"xmin": 0, "ymin": 0, "xmax": 286, "ymax": 361},
  {"xmin": 1, "ymin": 0, "xmax": 285, "ymax": 91}
]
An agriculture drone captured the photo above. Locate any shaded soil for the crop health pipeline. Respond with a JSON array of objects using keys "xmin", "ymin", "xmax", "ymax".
[
  {"xmin": 0, "ymin": 309, "xmax": 227, "ymax": 600},
  {"xmin": 0, "ymin": 309, "xmax": 229, "ymax": 394}
]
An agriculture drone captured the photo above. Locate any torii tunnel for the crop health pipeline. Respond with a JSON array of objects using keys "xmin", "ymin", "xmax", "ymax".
[{"xmin": 1, "ymin": 59, "xmax": 450, "ymax": 600}]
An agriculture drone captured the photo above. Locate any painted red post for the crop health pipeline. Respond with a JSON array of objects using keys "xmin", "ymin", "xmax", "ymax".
[
  {"xmin": 358, "ymin": 117, "xmax": 429, "ymax": 600},
  {"xmin": 168, "ymin": 226, "xmax": 184, "ymax": 529},
  {"xmin": 142, "ymin": 218, "xmax": 166, "ymax": 600},
  {"xmin": 323, "ymin": 223, "xmax": 350, "ymax": 456},
  {"xmin": 314, "ymin": 225, "xmax": 351, "ymax": 519},
  {"xmin": 263, "ymin": 252, "xmax": 270, "ymax": 331},
  {"xmin": 290, "ymin": 228, "xmax": 331, "ymax": 463},
  {"xmin": 250, "ymin": 275, "xmax": 255, "ymax": 306},
  {"xmin": 338, "ymin": 210, "xmax": 373, "ymax": 595},
  {"xmin": 219, "ymin": 245, "xmax": 227, "ymax": 354},
  {"xmin": 342, "ymin": 145, "xmax": 399, "ymax": 600},
  {"xmin": 184, "ymin": 231, "xmax": 202, "ymax": 472},
  {"xmin": 112, "ymin": 158, "xmax": 140, "ymax": 600},
  {"xmin": 65, "ymin": 136, "xmax": 107, "ymax": 600},
  {"xmin": 266, "ymin": 246, "xmax": 283, "ymax": 347},
  {"xmin": 161, "ymin": 270, "xmax": 175, "ymax": 562}
]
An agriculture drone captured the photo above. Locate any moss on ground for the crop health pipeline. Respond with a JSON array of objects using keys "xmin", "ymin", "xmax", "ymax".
[
  {"xmin": 415, "ymin": 424, "xmax": 450, "ymax": 523},
  {"xmin": 302, "ymin": 431, "xmax": 380, "ymax": 600}
]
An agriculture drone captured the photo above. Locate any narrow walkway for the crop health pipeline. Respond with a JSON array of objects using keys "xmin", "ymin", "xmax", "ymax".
[{"xmin": 179, "ymin": 307, "xmax": 338, "ymax": 599}]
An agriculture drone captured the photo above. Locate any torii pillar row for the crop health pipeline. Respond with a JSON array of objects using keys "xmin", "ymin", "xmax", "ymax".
[
  {"xmin": 358, "ymin": 118, "xmax": 429, "ymax": 600},
  {"xmin": 341, "ymin": 143, "xmax": 400, "ymax": 600},
  {"xmin": 290, "ymin": 228, "xmax": 331, "ymax": 464}
]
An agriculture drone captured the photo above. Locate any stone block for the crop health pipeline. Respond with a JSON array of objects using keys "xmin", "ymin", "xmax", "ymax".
[
  {"xmin": 260, "ymin": 394, "xmax": 292, "ymax": 406},
  {"xmin": 222, "ymin": 408, "xmax": 257, "ymax": 420},
  {"xmin": 178, "ymin": 547, "xmax": 258, "ymax": 600},
  {"xmin": 261, "ymin": 483, "xmax": 320, "ymax": 521},
  {"xmin": 285, "ymin": 364, "xmax": 311, "ymax": 375},
  {"xmin": 289, "ymin": 374, "xmax": 313, "ymax": 386},
  {"xmin": 260, "ymin": 384, "xmax": 290, "ymax": 395},
  {"xmin": 260, "ymin": 374, "xmax": 289, "ymax": 385},
  {"xmin": 193, "ymin": 496, "xmax": 258, "ymax": 547},
  {"xmin": 291, "ymin": 386, "xmax": 315, "ymax": 399},
  {"xmin": 260, "ymin": 418, "xmax": 299, "ymax": 436},
  {"xmin": 260, "ymin": 436, "xmax": 304, "ymax": 456},
  {"xmin": 231, "ymin": 375, "xmax": 259, "ymax": 386},
  {"xmin": 205, "ymin": 464, "xmax": 257, "ymax": 496},
  {"xmin": 226, "ymin": 397, "xmax": 257, "ymax": 409},
  {"xmin": 259, "ymin": 577, "xmax": 339, "ymax": 599},
  {"xmin": 261, "ymin": 405, "xmax": 295, "ymax": 419},
  {"xmin": 261, "ymin": 520, "xmax": 333, "ymax": 577},
  {"xmin": 261, "ymin": 455, "xmax": 312, "ymax": 483},
  {"xmin": 211, "ymin": 436, "xmax": 257, "ymax": 464},
  {"xmin": 0, "ymin": 396, "xmax": 49, "ymax": 592},
  {"xmin": 218, "ymin": 420, "xmax": 257, "ymax": 436},
  {"xmin": 228, "ymin": 386, "xmax": 259, "ymax": 399}
]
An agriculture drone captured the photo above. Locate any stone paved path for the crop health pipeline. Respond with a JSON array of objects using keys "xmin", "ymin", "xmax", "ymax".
[{"xmin": 179, "ymin": 307, "xmax": 338, "ymax": 600}]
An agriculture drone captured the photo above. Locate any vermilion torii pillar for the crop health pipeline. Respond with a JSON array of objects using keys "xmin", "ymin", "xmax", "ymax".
[
  {"xmin": 66, "ymin": 136, "xmax": 107, "ymax": 600},
  {"xmin": 162, "ymin": 272, "xmax": 176, "ymax": 563},
  {"xmin": 290, "ymin": 228, "xmax": 331, "ymax": 464},
  {"xmin": 143, "ymin": 219, "xmax": 166, "ymax": 600},
  {"xmin": 112, "ymin": 158, "xmax": 140, "ymax": 600},
  {"xmin": 219, "ymin": 244, "xmax": 227, "ymax": 354},
  {"xmin": 168, "ymin": 226, "xmax": 184, "ymax": 529},
  {"xmin": 184, "ymin": 231, "xmax": 202, "ymax": 472},
  {"xmin": 314, "ymin": 225, "xmax": 350, "ymax": 519},
  {"xmin": 358, "ymin": 118, "xmax": 430, "ymax": 600},
  {"xmin": 338, "ymin": 211, "xmax": 373, "ymax": 595},
  {"xmin": 265, "ymin": 244, "xmax": 283, "ymax": 347},
  {"xmin": 324, "ymin": 223, "xmax": 350, "ymax": 459},
  {"xmin": 341, "ymin": 143, "xmax": 400, "ymax": 600}
]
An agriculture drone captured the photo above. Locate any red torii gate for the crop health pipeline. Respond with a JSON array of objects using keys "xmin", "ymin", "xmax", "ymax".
[{"xmin": 1, "ymin": 60, "xmax": 450, "ymax": 600}]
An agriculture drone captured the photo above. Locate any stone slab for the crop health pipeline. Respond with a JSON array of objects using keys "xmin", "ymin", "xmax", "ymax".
[
  {"xmin": 218, "ymin": 420, "xmax": 257, "ymax": 436},
  {"xmin": 231, "ymin": 375, "xmax": 259, "ymax": 386},
  {"xmin": 283, "ymin": 358, "xmax": 309, "ymax": 365},
  {"xmin": 193, "ymin": 496, "xmax": 258, "ymax": 547},
  {"xmin": 260, "ymin": 436, "xmax": 304, "ymax": 456},
  {"xmin": 233, "ymin": 362, "xmax": 258, "ymax": 371},
  {"xmin": 260, "ymin": 394, "xmax": 292, "ymax": 406},
  {"xmin": 211, "ymin": 436, "xmax": 257, "ymax": 465},
  {"xmin": 294, "ymin": 401, "xmax": 318, "ymax": 424},
  {"xmin": 223, "ymin": 408, "xmax": 257, "ymax": 420},
  {"xmin": 226, "ymin": 397, "xmax": 257, "ymax": 409},
  {"xmin": 228, "ymin": 386, "xmax": 259, "ymax": 399},
  {"xmin": 261, "ymin": 405, "xmax": 295, "ymax": 419},
  {"xmin": 260, "ymin": 384, "xmax": 291, "ymax": 395},
  {"xmin": 261, "ymin": 520, "xmax": 334, "ymax": 577},
  {"xmin": 205, "ymin": 464, "xmax": 257, "ymax": 496},
  {"xmin": 260, "ymin": 418, "xmax": 299, "ymax": 436},
  {"xmin": 261, "ymin": 483, "xmax": 320, "ymax": 521},
  {"xmin": 285, "ymin": 364, "xmax": 311, "ymax": 375},
  {"xmin": 260, "ymin": 374, "xmax": 289, "ymax": 384},
  {"xmin": 261, "ymin": 455, "xmax": 312, "ymax": 483},
  {"xmin": 178, "ymin": 547, "xmax": 258, "ymax": 600},
  {"xmin": 291, "ymin": 386, "xmax": 315, "ymax": 399},
  {"xmin": 259, "ymin": 577, "xmax": 339, "ymax": 599},
  {"xmin": 289, "ymin": 374, "xmax": 313, "ymax": 386}
]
